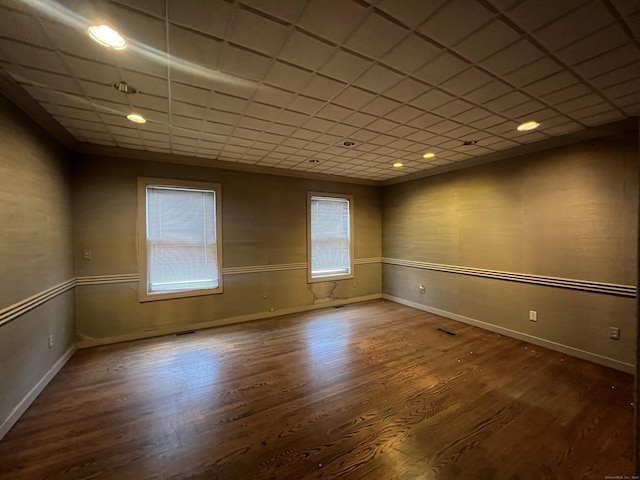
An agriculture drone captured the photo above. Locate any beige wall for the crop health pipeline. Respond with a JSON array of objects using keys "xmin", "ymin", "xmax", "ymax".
[
  {"xmin": 0, "ymin": 95, "xmax": 75, "ymax": 433},
  {"xmin": 383, "ymin": 131, "xmax": 638, "ymax": 369},
  {"xmin": 72, "ymin": 156, "xmax": 382, "ymax": 341}
]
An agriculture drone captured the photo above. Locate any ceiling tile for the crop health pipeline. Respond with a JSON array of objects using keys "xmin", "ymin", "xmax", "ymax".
[
  {"xmin": 352, "ymin": 64, "xmax": 405, "ymax": 92},
  {"xmin": 522, "ymin": 71, "xmax": 577, "ymax": 97},
  {"xmin": 212, "ymin": 93, "xmax": 249, "ymax": 114},
  {"xmin": 367, "ymin": 118, "xmax": 400, "ymax": 133},
  {"xmin": 121, "ymin": 70, "xmax": 167, "ymax": 97},
  {"xmin": 277, "ymin": 109, "xmax": 311, "ymax": 126},
  {"xmin": 432, "ymin": 99, "xmax": 474, "ymax": 117},
  {"xmin": 227, "ymin": 7, "xmax": 290, "ymax": 56},
  {"xmin": 534, "ymin": 2, "xmax": 616, "ymax": 51},
  {"xmin": 482, "ymin": 90, "xmax": 530, "ymax": 112},
  {"xmin": 539, "ymin": 84, "xmax": 592, "ymax": 105},
  {"xmin": 264, "ymin": 61, "xmax": 313, "ymax": 91},
  {"xmin": 61, "ymin": 55, "xmax": 118, "ymax": 84},
  {"xmin": 413, "ymin": 52, "xmax": 470, "ymax": 85},
  {"xmin": 244, "ymin": 102, "xmax": 282, "ymax": 122},
  {"xmin": 168, "ymin": 0, "xmax": 231, "ymax": 39},
  {"xmin": 386, "ymin": 105, "xmax": 424, "ymax": 123},
  {"xmin": 574, "ymin": 44, "xmax": 640, "ymax": 79},
  {"xmin": 287, "ymin": 95, "xmax": 327, "ymax": 114},
  {"xmin": 503, "ymin": 58, "xmax": 562, "ymax": 87},
  {"xmin": 453, "ymin": 20, "xmax": 520, "ymax": 63},
  {"xmin": 380, "ymin": 34, "xmax": 442, "ymax": 74},
  {"xmin": 132, "ymin": 94, "xmax": 168, "ymax": 113},
  {"xmin": 412, "ymin": 89, "xmax": 455, "ymax": 110},
  {"xmin": 345, "ymin": 11, "xmax": 408, "ymax": 58},
  {"xmin": 408, "ymin": 112, "xmax": 444, "ymax": 129},
  {"xmin": 591, "ymin": 61, "xmax": 640, "ymax": 89},
  {"xmin": 297, "ymin": 0, "xmax": 369, "ymax": 44},
  {"xmin": 316, "ymin": 103, "xmax": 353, "ymax": 122},
  {"xmin": 373, "ymin": 0, "xmax": 448, "ymax": 29},
  {"xmin": 301, "ymin": 74, "xmax": 346, "ymax": 101},
  {"xmin": 239, "ymin": 0, "xmax": 308, "ymax": 23},
  {"xmin": 482, "ymin": 39, "xmax": 544, "ymax": 76},
  {"xmin": 279, "ymin": 30, "xmax": 336, "ymax": 71},
  {"xmin": 253, "ymin": 85, "xmax": 295, "ymax": 107},
  {"xmin": 464, "ymin": 80, "xmax": 513, "ymax": 104},
  {"xmin": 0, "ymin": 40, "xmax": 65, "ymax": 73},
  {"xmin": 440, "ymin": 68, "xmax": 493, "ymax": 96},
  {"xmin": 319, "ymin": 49, "xmax": 373, "ymax": 83},
  {"xmin": 218, "ymin": 44, "xmax": 272, "ymax": 81},
  {"xmin": 171, "ymin": 82, "xmax": 211, "ymax": 106},
  {"xmin": 500, "ymin": 99, "xmax": 545, "ymax": 119},
  {"xmin": 0, "ymin": 8, "xmax": 50, "ymax": 47},
  {"xmin": 169, "ymin": 25, "xmax": 223, "ymax": 70},
  {"xmin": 555, "ymin": 93, "xmax": 606, "ymax": 113},
  {"xmin": 507, "ymin": 0, "xmax": 589, "ymax": 32},
  {"xmin": 360, "ymin": 96, "xmax": 402, "ymax": 116},
  {"xmin": 332, "ymin": 87, "xmax": 376, "ymax": 109},
  {"xmin": 418, "ymin": 0, "xmax": 494, "ymax": 46},
  {"xmin": 555, "ymin": 24, "xmax": 630, "ymax": 66},
  {"xmin": 343, "ymin": 111, "xmax": 377, "ymax": 128},
  {"xmin": 384, "ymin": 77, "xmax": 429, "ymax": 102},
  {"xmin": 452, "ymin": 107, "xmax": 492, "ymax": 124}
]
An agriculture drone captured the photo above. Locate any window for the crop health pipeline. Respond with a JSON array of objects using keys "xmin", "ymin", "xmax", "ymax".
[
  {"xmin": 138, "ymin": 178, "xmax": 222, "ymax": 301},
  {"xmin": 307, "ymin": 193, "xmax": 354, "ymax": 282}
]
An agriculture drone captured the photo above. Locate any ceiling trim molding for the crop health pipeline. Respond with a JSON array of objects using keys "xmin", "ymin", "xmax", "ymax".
[
  {"xmin": 0, "ymin": 71, "xmax": 77, "ymax": 150},
  {"xmin": 382, "ymin": 117, "xmax": 639, "ymax": 186},
  {"xmin": 74, "ymin": 143, "xmax": 382, "ymax": 186}
]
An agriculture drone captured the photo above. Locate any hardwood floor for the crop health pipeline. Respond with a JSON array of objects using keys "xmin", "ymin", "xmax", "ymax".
[{"xmin": 0, "ymin": 300, "xmax": 633, "ymax": 479}]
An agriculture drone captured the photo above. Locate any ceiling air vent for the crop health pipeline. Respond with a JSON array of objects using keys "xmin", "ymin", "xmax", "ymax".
[{"xmin": 113, "ymin": 81, "xmax": 138, "ymax": 94}]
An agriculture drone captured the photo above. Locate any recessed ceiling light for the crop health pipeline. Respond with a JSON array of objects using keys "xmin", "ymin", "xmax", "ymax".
[
  {"xmin": 127, "ymin": 113, "xmax": 146, "ymax": 123},
  {"xmin": 422, "ymin": 152, "xmax": 435, "ymax": 159},
  {"xmin": 308, "ymin": 159, "xmax": 320, "ymax": 163},
  {"xmin": 517, "ymin": 121, "xmax": 540, "ymax": 131},
  {"xmin": 393, "ymin": 162, "xmax": 403, "ymax": 168},
  {"xmin": 343, "ymin": 141, "xmax": 355, "ymax": 147},
  {"xmin": 88, "ymin": 25, "xmax": 126, "ymax": 50}
]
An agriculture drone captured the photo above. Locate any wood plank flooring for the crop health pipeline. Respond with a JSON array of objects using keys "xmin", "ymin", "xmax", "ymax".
[{"xmin": 0, "ymin": 300, "xmax": 634, "ymax": 479}]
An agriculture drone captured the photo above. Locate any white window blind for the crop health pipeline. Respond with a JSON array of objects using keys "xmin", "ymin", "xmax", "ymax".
[
  {"xmin": 310, "ymin": 195, "xmax": 351, "ymax": 278},
  {"xmin": 146, "ymin": 186, "xmax": 219, "ymax": 293}
]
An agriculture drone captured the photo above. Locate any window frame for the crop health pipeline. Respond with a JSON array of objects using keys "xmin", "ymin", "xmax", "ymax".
[
  {"xmin": 137, "ymin": 177, "xmax": 223, "ymax": 302},
  {"xmin": 307, "ymin": 192, "xmax": 354, "ymax": 283}
]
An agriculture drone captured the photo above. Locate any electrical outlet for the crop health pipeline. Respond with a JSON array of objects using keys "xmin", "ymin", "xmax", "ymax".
[
  {"xmin": 418, "ymin": 284, "xmax": 426, "ymax": 293},
  {"xmin": 352, "ymin": 281, "xmax": 357, "ymax": 287},
  {"xmin": 529, "ymin": 310, "xmax": 537, "ymax": 322},
  {"xmin": 83, "ymin": 250, "xmax": 92, "ymax": 260},
  {"xmin": 609, "ymin": 327, "xmax": 620, "ymax": 340},
  {"xmin": 48, "ymin": 334, "xmax": 54, "ymax": 349}
]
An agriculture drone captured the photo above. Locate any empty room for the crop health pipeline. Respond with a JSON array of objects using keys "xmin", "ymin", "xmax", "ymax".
[{"xmin": 0, "ymin": 0, "xmax": 638, "ymax": 478}]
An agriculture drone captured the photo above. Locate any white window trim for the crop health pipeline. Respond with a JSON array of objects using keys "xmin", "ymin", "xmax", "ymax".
[
  {"xmin": 307, "ymin": 192, "xmax": 354, "ymax": 283},
  {"xmin": 137, "ymin": 177, "xmax": 223, "ymax": 302}
]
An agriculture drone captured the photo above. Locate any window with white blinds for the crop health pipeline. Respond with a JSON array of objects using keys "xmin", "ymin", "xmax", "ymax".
[
  {"xmin": 308, "ymin": 193, "xmax": 354, "ymax": 281},
  {"xmin": 138, "ymin": 178, "xmax": 222, "ymax": 301}
]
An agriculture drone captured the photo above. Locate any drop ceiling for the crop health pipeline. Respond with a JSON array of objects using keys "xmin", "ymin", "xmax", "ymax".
[{"xmin": 0, "ymin": 0, "xmax": 638, "ymax": 184}]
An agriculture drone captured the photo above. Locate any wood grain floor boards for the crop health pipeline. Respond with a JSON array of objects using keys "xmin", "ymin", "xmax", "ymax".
[{"xmin": 0, "ymin": 300, "xmax": 633, "ymax": 479}]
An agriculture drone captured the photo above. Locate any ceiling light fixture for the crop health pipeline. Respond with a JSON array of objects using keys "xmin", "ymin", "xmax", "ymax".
[
  {"xmin": 88, "ymin": 25, "xmax": 126, "ymax": 50},
  {"xmin": 422, "ymin": 152, "xmax": 435, "ymax": 159},
  {"xmin": 308, "ymin": 159, "xmax": 320, "ymax": 163},
  {"xmin": 517, "ymin": 121, "xmax": 540, "ymax": 131},
  {"xmin": 393, "ymin": 162, "xmax": 403, "ymax": 168},
  {"xmin": 127, "ymin": 113, "xmax": 146, "ymax": 123},
  {"xmin": 343, "ymin": 141, "xmax": 355, "ymax": 147},
  {"xmin": 113, "ymin": 81, "xmax": 137, "ymax": 94}
]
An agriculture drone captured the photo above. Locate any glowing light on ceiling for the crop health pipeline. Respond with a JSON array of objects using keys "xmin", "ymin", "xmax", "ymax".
[
  {"xmin": 127, "ymin": 113, "xmax": 146, "ymax": 123},
  {"xmin": 517, "ymin": 121, "xmax": 540, "ymax": 132},
  {"xmin": 88, "ymin": 25, "xmax": 126, "ymax": 50}
]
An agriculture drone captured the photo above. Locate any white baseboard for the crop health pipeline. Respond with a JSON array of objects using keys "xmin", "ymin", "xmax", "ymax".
[
  {"xmin": 78, "ymin": 294, "xmax": 383, "ymax": 348},
  {"xmin": 0, "ymin": 345, "xmax": 77, "ymax": 441},
  {"xmin": 383, "ymin": 294, "xmax": 634, "ymax": 374}
]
